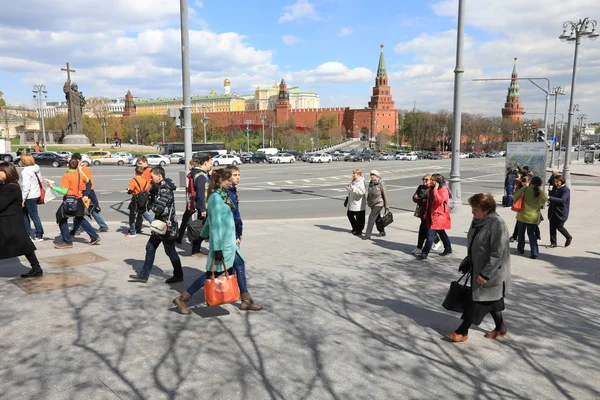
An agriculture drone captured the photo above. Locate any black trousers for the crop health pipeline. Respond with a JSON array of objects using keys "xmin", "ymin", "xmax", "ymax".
[
  {"xmin": 177, "ymin": 209, "xmax": 197, "ymax": 241},
  {"xmin": 347, "ymin": 210, "xmax": 366, "ymax": 233},
  {"xmin": 417, "ymin": 218, "xmax": 428, "ymax": 249},
  {"xmin": 549, "ymin": 217, "xmax": 571, "ymax": 245}
]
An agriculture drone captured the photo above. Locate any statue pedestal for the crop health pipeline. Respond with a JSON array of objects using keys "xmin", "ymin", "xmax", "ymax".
[{"xmin": 62, "ymin": 134, "xmax": 90, "ymax": 145}]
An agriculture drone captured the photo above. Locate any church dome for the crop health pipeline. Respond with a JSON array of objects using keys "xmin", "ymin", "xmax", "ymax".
[
  {"xmin": 224, "ymin": 77, "xmax": 231, "ymax": 86},
  {"xmin": 210, "ymin": 89, "xmax": 217, "ymax": 95}
]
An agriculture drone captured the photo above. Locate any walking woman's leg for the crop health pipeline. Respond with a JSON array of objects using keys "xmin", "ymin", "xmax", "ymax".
[
  {"xmin": 364, "ymin": 206, "xmax": 382, "ymax": 239},
  {"xmin": 556, "ymin": 220, "xmax": 572, "ymax": 243},
  {"xmin": 357, "ymin": 210, "xmax": 366, "ymax": 233},
  {"xmin": 516, "ymin": 221, "xmax": 526, "ymax": 253},
  {"xmin": 437, "ymin": 230, "xmax": 452, "ymax": 252},
  {"xmin": 23, "ymin": 201, "xmax": 32, "ymax": 238},
  {"xmin": 21, "ymin": 252, "xmax": 43, "ymax": 278},
  {"xmin": 420, "ymin": 228, "xmax": 435, "ymax": 258},
  {"xmin": 28, "ymin": 200, "xmax": 44, "ymax": 239},
  {"xmin": 417, "ymin": 218, "xmax": 428, "ymax": 248},
  {"xmin": 549, "ymin": 218, "xmax": 558, "ymax": 246},
  {"xmin": 526, "ymin": 223, "xmax": 539, "ymax": 257},
  {"xmin": 346, "ymin": 210, "xmax": 356, "ymax": 232},
  {"xmin": 234, "ymin": 253, "xmax": 262, "ymax": 311}
]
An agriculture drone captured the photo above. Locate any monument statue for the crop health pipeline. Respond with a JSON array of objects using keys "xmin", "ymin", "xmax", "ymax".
[{"xmin": 61, "ymin": 62, "xmax": 90, "ymax": 144}]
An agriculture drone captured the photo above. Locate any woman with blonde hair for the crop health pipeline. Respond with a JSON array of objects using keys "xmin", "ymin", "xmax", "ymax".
[
  {"xmin": 19, "ymin": 153, "xmax": 45, "ymax": 242},
  {"xmin": 513, "ymin": 176, "xmax": 547, "ymax": 259}
]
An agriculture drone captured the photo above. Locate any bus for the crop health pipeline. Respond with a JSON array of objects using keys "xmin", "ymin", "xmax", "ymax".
[{"xmin": 160, "ymin": 142, "xmax": 226, "ymax": 155}]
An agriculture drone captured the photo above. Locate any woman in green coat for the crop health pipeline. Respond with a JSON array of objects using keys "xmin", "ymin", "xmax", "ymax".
[
  {"xmin": 513, "ymin": 176, "xmax": 547, "ymax": 259},
  {"xmin": 173, "ymin": 168, "xmax": 262, "ymax": 314}
]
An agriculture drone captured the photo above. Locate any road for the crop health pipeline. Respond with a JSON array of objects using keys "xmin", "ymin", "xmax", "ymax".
[{"xmin": 33, "ymin": 157, "xmax": 599, "ymax": 223}]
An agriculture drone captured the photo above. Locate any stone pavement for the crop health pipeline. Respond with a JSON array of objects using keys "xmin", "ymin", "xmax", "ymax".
[
  {"xmin": 548, "ymin": 159, "xmax": 600, "ymax": 178},
  {"xmin": 1, "ymin": 190, "xmax": 599, "ymax": 399}
]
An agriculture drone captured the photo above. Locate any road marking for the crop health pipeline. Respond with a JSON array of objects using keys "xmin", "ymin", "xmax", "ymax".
[
  {"xmin": 302, "ymin": 179, "xmax": 310, "ymax": 182},
  {"xmin": 266, "ymin": 182, "xmax": 275, "ymax": 185},
  {"xmin": 318, "ymin": 178, "xmax": 326, "ymax": 181},
  {"xmin": 286, "ymin": 181, "xmax": 294, "ymax": 184}
]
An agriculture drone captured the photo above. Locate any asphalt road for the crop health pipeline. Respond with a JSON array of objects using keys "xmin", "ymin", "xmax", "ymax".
[{"xmin": 32, "ymin": 157, "xmax": 600, "ymax": 223}]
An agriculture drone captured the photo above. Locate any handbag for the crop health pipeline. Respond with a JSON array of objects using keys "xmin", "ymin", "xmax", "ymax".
[
  {"xmin": 204, "ymin": 258, "xmax": 240, "ymax": 307},
  {"xmin": 343, "ymin": 196, "xmax": 348, "ymax": 208},
  {"xmin": 442, "ymin": 272, "xmax": 471, "ymax": 313},
  {"xmin": 34, "ymin": 173, "xmax": 45, "ymax": 205},
  {"xmin": 186, "ymin": 218, "xmax": 204, "ymax": 242},
  {"xmin": 511, "ymin": 196, "xmax": 523, "ymax": 212},
  {"xmin": 376, "ymin": 209, "xmax": 394, "ymax": 231},
  {"xmin": 61, "ymin": 172, "xmax": 81, "ymax": 215},
  {"xmin": 150, "ymin": 202, "xmax": 173, "ymax": 235}
]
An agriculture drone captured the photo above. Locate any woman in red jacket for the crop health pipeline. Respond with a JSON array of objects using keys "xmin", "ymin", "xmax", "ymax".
[{"xmin": 419, "ymin": 173, "xmax": 452, "ymax": 259}]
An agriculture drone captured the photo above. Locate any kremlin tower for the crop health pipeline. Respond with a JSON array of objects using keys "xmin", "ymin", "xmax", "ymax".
[
  {"xmin": 501, "ymin": 58, "xmax": 524, "ymax": 122},
  {"xmin": 122, "ymin": 90, "xmax": 136, "ymax": 116},
  {"xmin": 368, "ymin": 44, "xmax": 395, "ymax": 110},
  {"xmin": 224, "ymin": 77, "xmax": 231, "ymax": 95}
]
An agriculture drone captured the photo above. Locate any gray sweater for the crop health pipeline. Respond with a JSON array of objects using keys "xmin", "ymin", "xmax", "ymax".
[
  {"xmin": 466, "ymin": 211, "xmax": 512, "ymax": 302},
  {"xmin": 367, "ymin": 180, "xmax": 388, "ymax": 209}
]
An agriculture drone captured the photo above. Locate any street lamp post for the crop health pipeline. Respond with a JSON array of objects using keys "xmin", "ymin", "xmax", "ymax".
[
  {"xmin": 32, "ymin": 85, "xmax": 48, "ymax": 151},
  {"xmin": 549, "ymin": 86, "xmax": 565, "ymax": 166},
  {"xmin": 101, "ymin": 120, "xmax": 108, "ymax": 145},
  {"xmin": 555, "ymin": 115, "xmax": 565, "ymax": 168},
  {"xmin": 259, "ymin": 113, "xmax": 267, "ymax": 148},
  {"xmin": 245, "ymin": 120, "xmax": 252, "ymax": 152},
  {"xmin": 159, "ymin": 121, "xmax": 167, "ymax": 144},
  {"xmin": 134, "ymin": 124, "xmax": 139, "ymax": 145},
  {"xmin": 269, "ymin": 123, "xmax": 275, "ymax": 147},
  {"xmin": 577, "ymin": 114, "xmax": 587, "ymax": 160},
  {"xmin": 559, "ymin": 17, "xmax": 599, "ymax": 186},
  {"xmin": 201, "ymin": 108, "xmax": 209, "ymax": 144},
  {"xmin": 449, "ymin": 0, "xmax": 465, "ymax": 212}
]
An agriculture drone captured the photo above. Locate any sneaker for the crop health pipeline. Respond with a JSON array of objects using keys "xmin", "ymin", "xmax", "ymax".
[
  {"xmin": 31, "ymin": 237, "xmax": 44, "ymax": 243},
  {"xmin": 440, "ymin": 250, "xmax": 453, "ymax": 256},
  {"xmin": 191, "ymin": 253, "xmax": 205, "ymax": 258},
  {"xmin": 54, "ymin": 242, "xmax": 73, "ymax": 249},
  {"xmin": 548, "ymin": 244, "xmax": 558, "ymax": 248},
  {"xmin": 165, "ymin": 275, "xmax": 183, "ymax": 284},
  {"xmin": 352, "ymin": 231, "xmax": 363, "ymax": 236},
  {"xmin": 431, "ymin": 242, "xmax": 441, "ymax": 251},
  {"xmin": 97, "ymin": 227, "xmax": 109, "ymax": 233},
  {"xmin": 128, "ymin": 274, "xmax": 148, "ymax": 283},
  {"xmin": 509, "ymin": 237, "xmax": 516, "ymax": 243},
  {"xmin": 565, "ymin": 238, "xmax": 572, "ymax": 247},
  {"xmin": 378, "ymin": 232, "xmax": 386, "ymax": 237},
  {"xmin": 88, "ymin": 237, "xmax": 101, "ymax": 245},
  {"xmin": 419, "ymin": 254, "xmax": 428, "ymax": 260},
  {"xmin": 125, "ymin": 232, "xmax": 138, "ymax": 237},
  {"xmin": 411, "ymin": 247, "xmax": 422, "ymax": 255}
]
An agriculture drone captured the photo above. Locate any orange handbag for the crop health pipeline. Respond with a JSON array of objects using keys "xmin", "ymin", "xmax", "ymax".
[
  {"xmin": 204, "ymin": 258, "xmax": 240, "ymax": 307},
  {"xmin": 511, "ymin": 196, "xmax": 523, "ymax": 212}
]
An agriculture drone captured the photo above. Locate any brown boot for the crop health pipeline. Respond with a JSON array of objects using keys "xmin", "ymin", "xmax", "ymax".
[
  {"xmin": 240, "ymin": 292, "xmax": 263, "ymax": 311},
  {"xmin": 173, "ymin": 291, "xmax": 192, "ymax": 314}
]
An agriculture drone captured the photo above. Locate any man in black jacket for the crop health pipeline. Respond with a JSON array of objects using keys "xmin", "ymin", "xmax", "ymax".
[
  {"xmin": 190, "ymin": 154, "xmax": 211, "ymax": 256},
  {"xmin": 129, "ymin": 166, "xmax": 183, "ymax": 283}
]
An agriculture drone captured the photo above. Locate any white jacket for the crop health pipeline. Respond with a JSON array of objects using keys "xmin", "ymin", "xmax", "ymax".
[
  {"xmin": 20, "ymin": 164, "xmax": 42, "ymax": 201},
  {"xmin": 346, "ymin": 176, "xmax": 367, "ymax": 212}
]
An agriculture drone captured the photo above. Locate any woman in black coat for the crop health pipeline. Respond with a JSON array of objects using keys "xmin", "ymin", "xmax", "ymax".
[
  {"xmin": 547, "ymin": 174, "xmax": 572, "ymax": 248},
  {"xmin": 0, "ymin": 162, "xmax": 43, "ymax": 278}
]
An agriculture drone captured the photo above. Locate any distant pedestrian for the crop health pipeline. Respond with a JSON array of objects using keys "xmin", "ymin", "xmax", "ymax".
[
  {"xmin": 346, "ymin": 168, "xmax": 366, "ymax": 236},
  {"xmin": 47, "ymin": 159, "xmax": 100, "ymax": 249},
  {"xmin": 446, "ymin": 193, "xmax": 511, "ymax": 342},
  {"xmin": 129, "ymin": 166, "xmax": 183, "ymax": 283},
  {"xmin": 190, "ymin": 155, "xmax": 212, "ymax": 256},
  {"xmin": 363, "ymin": 170, "xmax": 388, "ymax": 240},
  {"xmin": 135, "ymin": 156, "xmax": 154, "ymax": 232},
  {"xmin": 411, "ymin": 174, "xmax": 431, "ymax": 255},
  {"xmin": 34, "ymin": 142, "xmax": 40, "ymax": 153},
  {"xmin": 176, "ymin": 157, "xmax": 210, "ymax": 245},
  {"xmin": 125, "ymin": 166, "xmax": 153, "ymax": 237},
  {"xmin": 18, "ymin": 153, "xmax": 45, "ymax": 242},
  {"xmin": 419, "ymin": 173, "xmax": 452, "ymax": 259},
  {"xmin": 547, "ymin": 168, "xmax": 560, "ymax": 197},
  {"xmin": 547, "ymin": 174, "xmax": 572, "ymax": 248},
  {"xmin": 503, "ymin": 168, "xmax": 515, "ymax": 207},
  {"xmin": 0, "ymin": 162, "xmax": 43, "ymax": 278},
  {"xmin": 513, "ymin": 176, "xmax": 547, "ymax": 259},
  {"xmin": 509, "ymin": 173, "xmax": 526, "ymax": 242}
]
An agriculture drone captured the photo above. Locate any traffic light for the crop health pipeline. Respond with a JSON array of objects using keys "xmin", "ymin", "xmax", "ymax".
[{"xmin": 536, "ymin": 129, "xmax": 546, "ymax": 142}]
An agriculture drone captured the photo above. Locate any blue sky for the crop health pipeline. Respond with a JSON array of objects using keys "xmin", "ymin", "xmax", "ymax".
[{"xmin": 1, "ymin": 0, "xmax": 598, "ymax": 121}]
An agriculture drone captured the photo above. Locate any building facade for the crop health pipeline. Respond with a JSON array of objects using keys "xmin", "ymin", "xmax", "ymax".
[{"xmin": 501, "ymin": 58, "xmax": 525, "ymax": 122}]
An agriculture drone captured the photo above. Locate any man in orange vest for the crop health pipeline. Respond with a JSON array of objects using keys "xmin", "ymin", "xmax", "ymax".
[
  {"xmin": 71, "ymin": 152, "xmax": 109, "ymax": 233},
  {"xmin": 125, "ymin": 166, "xmax": 153, "ymax": 237},
  {"xmin": 134, "ymin": 156, "xmax": 154, "ymax": 233}
]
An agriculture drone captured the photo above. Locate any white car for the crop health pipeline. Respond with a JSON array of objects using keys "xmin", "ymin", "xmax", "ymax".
[
  {"xmin": 379, "ymin": 153, "xmax": 395, "ymax": 161},
  {"xmin": 459, "ymin": 152, "xmax": 469, "ymax": 159},
  {"xmin": 55, "ymin": 151, "xmax": 72, "ymax": 159},
  {"xmin": 92, "ymin": 154, "xmax": 129, "ymax": 166},
  {"xmin": 211, "ymin": 154, "xmax": 242, "ymax": 166},
  {"xmin": 168, "ymin": 152, "xmax": 185, "ymax": 164},
  {"xmin": 396, "ymin": 153, "xmax": 418, "ymax": 161},
  {"xmin": 80, "ymin": 154, "xmax": 92, "ymax": 166},
  {"xmin": 309, "ymin": 153, "xmax": 332, "ymax": 163},
  {"xmin": 132, "ymin": 154, "xmax": 171, "ymax": 166},
  {"xmin": 114, "ymin": 152, "xmax": 133, "ymax": 159},
  {"xmin": 268, "ymin": 153, "xmax": 295, "ymax": 164}
]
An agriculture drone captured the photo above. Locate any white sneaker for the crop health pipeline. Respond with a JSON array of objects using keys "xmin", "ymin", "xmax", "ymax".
[
  {"xmin": 31, "ymin": 237, "xmax": 44, "ymax": 243},
  {"xmin": 431, "ymin": 242, "xmax": 441, "ymax": 251},
  {"xmin": 411, "ymin": 247, "xmax": 421, "ymax": 255}
]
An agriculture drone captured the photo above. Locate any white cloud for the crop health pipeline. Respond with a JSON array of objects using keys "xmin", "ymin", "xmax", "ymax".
[
  {"xmin": 282, "ymin": 35, "xmax": 302, "ymax": 46},
  {"xmin": 339, "ymin": 27, "xmax": 352, "ymax": 37},
  {"xmin": 288, "ymin": 62, "xmax": 374, "ymax": 85},
  {"xmin": 278, "ymin": 0, "xmax": 321, "ymax": 23}
]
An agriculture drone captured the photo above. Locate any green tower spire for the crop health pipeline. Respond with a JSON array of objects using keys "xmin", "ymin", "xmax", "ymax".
[
  {"xmin": 377, "ymin": 44, "xmax": 387, "ymax": 79},
  {"xmin": 508, "ymin": 57, "xmax": 520, "ymax": 99}
]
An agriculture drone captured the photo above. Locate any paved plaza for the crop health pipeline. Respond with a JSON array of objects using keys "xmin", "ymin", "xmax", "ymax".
[{"xmin": 1, "ymin": 160, "xmax": 599, "ymax": 399}]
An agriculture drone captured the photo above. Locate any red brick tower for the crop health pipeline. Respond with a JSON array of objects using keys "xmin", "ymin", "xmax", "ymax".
[
  {"xmin": 123, "ymin": 90, "xmax": 136, "ymax": 117},
  {"xmin": 368, "ymin": 44, "xmax": 395, "ymax": 110},
  {"xmin": 501, "ymin": 58, "xmax": 524, "ymax": 122},
  {"xmin": 275, "ymin": 78, "xmax": 291, "ymax": 124}
]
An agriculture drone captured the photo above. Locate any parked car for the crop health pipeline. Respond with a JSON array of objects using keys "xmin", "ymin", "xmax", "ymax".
[
  {"xmin": 55, "ymin": 151, "xmax": 73, "ymax": 159},
  {"xmin": 92, "ymin": 154, "xmax": 129, "ymax": 166},
  {"xmin": 268, "ymin": 153, "xmax": 296, "ymax": 164},
  {"xmin": 440, "ymin": 152, "xmax": 450, "ymax": 159},
  {"xmin": 211, "ymin": 154, "xmax": 242, "ymax": 166},
  {"xmin": 301, "ymin": 153, "xmax": 316, "ymax": 162},
  {"xmin": 331, "ymin": 153, "xmax": 346, "ymax": 161},
  {"xmin": 86, "ymin": 151, "xmax": 111, "ymax": 159},
  {"xmin": 459, "ymin": 152, "xmax": 469, "ymax": 159},
  {"xmin": 167, "ymin": 152, "xmax": 184, "ymax": 164},
  {"xmin": 114, "ymin": 152, "xmax": 133, "ymax": 159},
  {"xmin": 347, "ymin": 153, "xmax": 371, "ymax": 162},
  {"xmin": 243, "ymin": 152, "xmax": 267, "ymax": 163},
  {"xmin": 309, "ymin": 153, "xmax": 332, "ymax": 163},
  {"xmin": 25, "ymin": 152, "xmax": 69, "ymax": 168},
  {"xmin": 379, "ymin": 153, "xmax": 395, "ymax": 161},
  {"xmin": 132, "ymin": 154, "xmax": 170, "ymax": 166}
]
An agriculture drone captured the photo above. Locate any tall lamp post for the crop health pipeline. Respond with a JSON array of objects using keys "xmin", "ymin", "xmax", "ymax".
[
  {"xmin": 159, "ymin": 121, "xmax": 167, "ymax": 144},
  {"xmin": 101, "ymin": 120, "xmax": 108, "ymax": 145},
  {"xmin": 245, "ymin": 120, "xmax": 252, "ymax": 152},
  {"xmin": 32, "ymin": 85, "xmax": 48, "ymax": 151},
  {"xmin": 577, "ymin": 113, "xmax": 587, "ymax": 160},
  {"xmin": 269, "ymin": 123, "xmax": 276, "ymax": 147},
  {"xmin": 134, "ymin": 124, "xmax": 139, "ymax": 145},
  {"xmin": 558, "ymin": 17, "xmax": 599, "ymax": 186},
  {"xmin": 448, "ymin": 0, "xmax": 465, "ymax": 212},
  {"xmin": 549, "ymin": 86, "xmax": 565, "ymax": 166},
  {"xmin": 259, "ymin": 113, "xmax": 267, "ymax": 148},
  {"xmin": 201, "ymin": 108, "xmax": 209, "ymax": 144}
]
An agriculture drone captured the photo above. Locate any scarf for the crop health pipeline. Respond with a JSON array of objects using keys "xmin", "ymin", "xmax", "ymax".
[{"xmin": 216, "ymin": 188, "xmax": 235, "ymax": 210}]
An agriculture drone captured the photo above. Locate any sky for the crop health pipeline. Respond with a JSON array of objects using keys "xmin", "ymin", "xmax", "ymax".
[{"xmin": 1, "ymin": 0, "xmax": 599, "ymax": 122}]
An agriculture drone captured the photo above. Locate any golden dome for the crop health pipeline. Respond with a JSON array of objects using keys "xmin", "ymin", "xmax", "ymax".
[
  {"xmin": 210, "ymin": 89, "xmax": 216, "ymax": 95},
  {"xmin": 224, "ymin": 77, "xmax": 231, "ymax": 86}
]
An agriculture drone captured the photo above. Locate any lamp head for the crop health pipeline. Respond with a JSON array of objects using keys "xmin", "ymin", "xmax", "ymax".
[
  {"xmin": 589, "ymin": 28, "xmax": 599, "ymax": 41},
  {"xmin": 559, "ymin": 29, "xmax": 570, "ymax": 42}
]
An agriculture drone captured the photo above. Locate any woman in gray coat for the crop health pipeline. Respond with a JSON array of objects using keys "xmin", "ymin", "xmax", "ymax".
[
  {"xmin": 446, "ymin": 193, "xmax": 512, "ymax": 342},
  {"xmin": 363, "ymin": 170, "xmax": 388, "ymax": 240}
]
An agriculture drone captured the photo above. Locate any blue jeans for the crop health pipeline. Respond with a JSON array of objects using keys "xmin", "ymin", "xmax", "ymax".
[
  {"xmin": 130, "ymin": 211, "xmax": 152, "ymax": 234},
  {"xmin": 23, "ymin": 198, "xmax": 44, "ymax": 238},
  {"xmin": 139, "ymin": 234, "xmax": 183, "ymax": 278},
  {"xmin": 89, "ymin": 190, "xmax": 108, "ymax": 229},
  {"xmin": 422, "ymin": 228, "xmax": 451, "ymax": 256},
  {"xmin": 517, "ymin": 221, "xmax": 539, "ymax": 257},
  {"xmin": 186, "ymin": 252, "xmax": 248, "ymax": 296},
  {"xmin": 59, "ymin": 217, "xmax": 98, "ymax": 244}
]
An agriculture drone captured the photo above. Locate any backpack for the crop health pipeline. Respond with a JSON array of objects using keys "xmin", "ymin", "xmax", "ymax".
[{"xmin": 133, "ymin": 179, "xmax": 150, "ymax": 209}]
